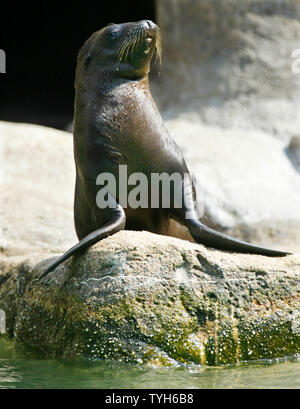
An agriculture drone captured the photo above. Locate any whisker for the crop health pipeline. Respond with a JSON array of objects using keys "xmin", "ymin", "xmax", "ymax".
[
  {"xmin": 117, "ymin": 39, "xmax": 131, "ymax": 64},
  {"xmin": 154, "ymin": 27, "xmax": 162, "ymax": 66}
]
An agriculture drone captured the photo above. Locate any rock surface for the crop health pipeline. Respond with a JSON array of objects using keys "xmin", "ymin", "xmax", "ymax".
[
  {"xmin": 0, "ymin": 230, "xmax": 300, "ymax": 366},
  {"xmin": 154, "ymin": 0, "xmax": 300, "ymax": 141}
]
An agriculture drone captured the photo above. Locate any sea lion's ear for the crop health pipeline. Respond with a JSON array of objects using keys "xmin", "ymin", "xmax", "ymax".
[{"xmin": 85, "ymin": 52, "xmax": 92, "ymax": 67}]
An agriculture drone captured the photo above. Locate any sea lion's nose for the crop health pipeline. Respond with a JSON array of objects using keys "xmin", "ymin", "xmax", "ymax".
[{"xmin": 139, "ymin": 20, "xmax": 156, "ymax": 29}]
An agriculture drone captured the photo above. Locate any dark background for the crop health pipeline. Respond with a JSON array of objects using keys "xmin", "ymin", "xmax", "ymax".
[{"xmin": 0, "ymin": 1, "xmax": 156, "ymax": 129}]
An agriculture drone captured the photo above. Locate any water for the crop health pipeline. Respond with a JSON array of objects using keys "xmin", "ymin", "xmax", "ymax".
[{"xmin": 1, "ymin": 336, "xmax": 300, "ymax": 389}]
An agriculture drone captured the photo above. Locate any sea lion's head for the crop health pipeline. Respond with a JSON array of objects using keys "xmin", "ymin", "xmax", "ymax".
[{"xmin": 77, "ymin": 20, "xmax": 161, "ymax": 80}]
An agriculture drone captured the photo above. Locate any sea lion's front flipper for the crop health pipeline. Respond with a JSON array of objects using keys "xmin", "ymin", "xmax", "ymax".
[{"xmin": 38, "ymin": 199, "xmax": 126, "ymax": 281}]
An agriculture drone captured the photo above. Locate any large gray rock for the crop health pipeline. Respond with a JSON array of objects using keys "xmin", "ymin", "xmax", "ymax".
[
  {"xmin": 154, "ymin": 0, "xmax": 300, "ymax": 141},
  {"xmin": 0, "ymin": 230, "xmax": 300, "ymax": 366},
  {"xmin": 0, "ymin": 121, "xmax": 76, "ymax": 256}
]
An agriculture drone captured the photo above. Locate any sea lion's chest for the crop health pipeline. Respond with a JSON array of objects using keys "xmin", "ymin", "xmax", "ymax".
[{"xmin": 94, "ymin": 85, "xmax": 176, "ymax": 172}]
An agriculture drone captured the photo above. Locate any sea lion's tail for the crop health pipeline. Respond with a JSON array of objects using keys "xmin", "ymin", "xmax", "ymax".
[{"xmin": 187, "ymin": 220, "xmax": 291, "ymax": 257}]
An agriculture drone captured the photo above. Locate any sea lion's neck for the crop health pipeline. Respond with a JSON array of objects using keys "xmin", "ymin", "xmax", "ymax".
[
  {"xmin": 81, "ymin": 69, "xmax": 150, "ymax": 101},
  {"xmin": 98, "ymin": 69, "xmax": 150, "ymax": 92},
  {"xmin": 74, "ymin": 70, "xmax": 154, "ymax": 132}
]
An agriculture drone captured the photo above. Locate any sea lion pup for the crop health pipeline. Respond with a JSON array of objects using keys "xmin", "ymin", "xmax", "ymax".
[{"xmin": 39, "ymin": 20, "xmax": 290, "ymax": 280}]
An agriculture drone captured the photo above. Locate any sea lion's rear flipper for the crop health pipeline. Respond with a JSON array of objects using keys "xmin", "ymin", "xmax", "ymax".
[
  {"xmin": 38, "ymin": 200, "xmax": 126, "ymax": 281},
  {"xmin": 187, "ymin": 219, "xmax": 291, "ymax": 257},
  {"xmin": 173, "ymin": 179, "xmax": 291, "ymax": 257}
]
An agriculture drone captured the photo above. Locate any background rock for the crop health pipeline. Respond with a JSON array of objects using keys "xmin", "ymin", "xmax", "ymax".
[
  {"xmin": 0, "ymin": 230, "xmax": 300, "ymax": 365},
  {"xmin": 154, "ymin": 0, "xmax": 300, "ymax": 141},
  {"xmin": 0, "ymin": 121, "xmax": 76, "ymax": 257}
]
